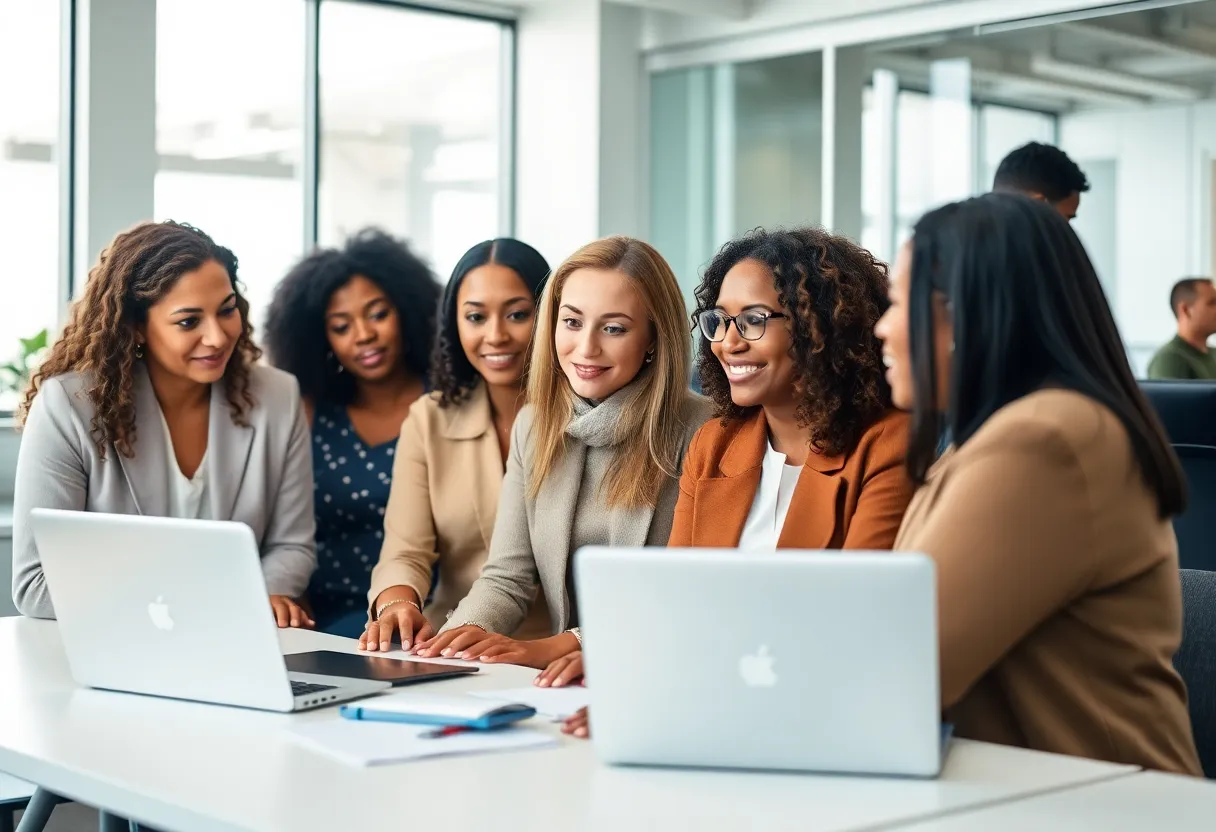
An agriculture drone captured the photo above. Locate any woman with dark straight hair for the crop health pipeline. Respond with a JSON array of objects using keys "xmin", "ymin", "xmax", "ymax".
[{"xmin": 875, "ymin": 192, "xmax": 1201, "ymax": 775}]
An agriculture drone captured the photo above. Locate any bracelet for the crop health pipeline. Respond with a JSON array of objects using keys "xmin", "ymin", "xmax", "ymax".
[{"xmin": 375, "ymin": 598, "xmax": 420, "ymax": 620}]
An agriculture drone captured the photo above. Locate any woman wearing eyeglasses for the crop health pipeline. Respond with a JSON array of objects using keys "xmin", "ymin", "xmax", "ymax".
[{"xmin": 542, "ymin": 228, "xmax": 916, "ymax": 712}]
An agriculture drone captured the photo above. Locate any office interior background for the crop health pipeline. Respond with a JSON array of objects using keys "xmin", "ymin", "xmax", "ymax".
[{"xmin": 2, "ymin": 0, "xmax": 1215, "ymax": 614}]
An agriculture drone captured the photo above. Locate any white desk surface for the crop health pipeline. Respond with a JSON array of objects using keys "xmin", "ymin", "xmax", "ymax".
[
  {"xmin": 0, "ymin": 617, "xmax": 1139, "ymax": 832},
  {"xmin": 899, "ymin": 769, "xmax": 1216, "ymax": 831}
]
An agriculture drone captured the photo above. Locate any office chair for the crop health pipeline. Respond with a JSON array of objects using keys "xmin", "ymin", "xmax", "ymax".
[
  {"xmin": 1176, "ymin": 569, "xmax": 1216, "ymax": 778},
  {"xmin": 1139, "ymin": 381, "xmax": 1216, "ymax": 572}
]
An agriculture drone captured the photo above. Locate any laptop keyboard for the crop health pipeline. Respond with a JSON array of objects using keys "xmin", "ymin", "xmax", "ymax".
[{"xmin": 291, "ymin": 681, "xmax": 338, "ymax": 697}]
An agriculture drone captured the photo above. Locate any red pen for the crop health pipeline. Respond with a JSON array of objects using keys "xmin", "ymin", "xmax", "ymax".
[{"xmin": 421, "ymin": 725, "xmax": 470, "ymax": 739}]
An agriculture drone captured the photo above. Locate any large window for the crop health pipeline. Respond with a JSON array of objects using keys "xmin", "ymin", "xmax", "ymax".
[
  {"xmin": 155, "ymin": 0, "xmax": 306, "ymax": 332},
  {"xmin": 0, "ymin": 3, "xmax": 60, "ymax": 412},
  {"xmin": 318, "ymin": 2, "xmax": 510, "ymax": 279}
]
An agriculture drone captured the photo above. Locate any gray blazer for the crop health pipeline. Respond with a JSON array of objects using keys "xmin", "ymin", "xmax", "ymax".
[
  {"xmin": 443, "ymin": 390, "xmax": 713, "ymax": 636},
  {"xmin": 12, "ymin": 364, "xmax": 317, "ymax": 618}
]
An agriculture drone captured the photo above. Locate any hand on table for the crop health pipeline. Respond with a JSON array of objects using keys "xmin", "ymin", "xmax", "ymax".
[
  {"xmin": 535, "ymin": 650, "xmax": 584, "ymax": 688},
  {"xmin": 562, "ymin": 707, "xmax": 590, "ymax": 739},
  {"xmin": 360, "ymin": 590, "xmax": 434, "ymax": 652},
  {"xmin": 269, "ymin": 596, "xmax": 314, "ymax": 629},
  {"xmin": 413, "ymin": 627, "xmax": 572, "ymax": 669}
]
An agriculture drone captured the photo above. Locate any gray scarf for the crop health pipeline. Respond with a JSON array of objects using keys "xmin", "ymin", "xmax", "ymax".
[{"xmin": 565, "ymin": 378, "xmax": 646, "ymax": 448}]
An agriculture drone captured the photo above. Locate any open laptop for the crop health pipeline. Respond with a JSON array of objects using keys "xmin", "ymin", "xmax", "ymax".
[
  {"xmin": 30, "ymin": 508, "xmax": 389, "ymax": 712},
  {"xmin": 575, "ymin": 546, "xmax": 943, "ymax": 777}
]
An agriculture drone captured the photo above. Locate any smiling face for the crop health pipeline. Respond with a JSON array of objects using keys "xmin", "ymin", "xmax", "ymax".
[
  {"xmin": 140, "ymin": 259, "xmax": 243, "ymax": 385},
  {"xmin": 456, "ymin": 263, "xmax": 536, "ymax": 390},
  {"xmin": 874, "ymin": 242, "xmax": 953, "ymax": 412},
  {"xmin": 325, "ymin": 275, "xmax": 403, "ymax": 383},
  {"xmin": 554, "ymin": 267, "xmax": 653, "ymax": 401},
  {"xmin": 709, "ymin": 258, "xmax": 796, "ymax": 412}
]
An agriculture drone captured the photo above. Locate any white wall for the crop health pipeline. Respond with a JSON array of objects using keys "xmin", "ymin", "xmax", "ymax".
[{"xmin": 1060, "ymin": 101, "xmax": 1216, "ymax": 359}]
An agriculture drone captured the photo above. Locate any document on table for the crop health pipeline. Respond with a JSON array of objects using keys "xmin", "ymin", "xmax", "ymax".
[
  {"xmin": 287, "ymin": 719, "xmax": 557, "ymax": 767},
  {"xmin": 470, "ymin": 686, "xmax": 591, "ymax": 719}
]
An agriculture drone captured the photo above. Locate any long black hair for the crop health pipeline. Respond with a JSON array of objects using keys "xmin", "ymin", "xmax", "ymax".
[
  {"xmin": 264, "ymin": 228, "xmax": 440, "ymax": 407},
  {"xmin": 906, "ymin": 193, "xmax": 1185, "ymax": 518},
  {"xmin": 430, "ymin": 238, "xmax": 551, "ymax": 408}
]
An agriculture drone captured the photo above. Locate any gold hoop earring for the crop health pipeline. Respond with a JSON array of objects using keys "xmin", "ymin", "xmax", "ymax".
[
  {"xmin": 134, "ymin": 343, "xmax": 144, "ymax": 360},
  {"xmin": 645, "ymin": 349, "xmax": 655, "ymax": 364}
]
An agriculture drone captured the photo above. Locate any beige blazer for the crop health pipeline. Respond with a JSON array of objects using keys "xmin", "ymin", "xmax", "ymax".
[
  {"xmin": 895, "ymin": 388, "xmax": 1201, "ymax": 776},
  {"xmin": 368, "ymin": 384, "xmax": 549, "ymax": 638},
  {"xmin": 443, "ymin": 389, "xmax": 713, "ymax": 637},
  {"xmin": 12, "ymin": 364, "xmax": 317, "ymax": 619}
]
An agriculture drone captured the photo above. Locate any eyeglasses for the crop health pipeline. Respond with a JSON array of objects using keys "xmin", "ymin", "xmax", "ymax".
[{"xmin": 696, "ymin": 309, "xmax": 787, "ymax": 342}]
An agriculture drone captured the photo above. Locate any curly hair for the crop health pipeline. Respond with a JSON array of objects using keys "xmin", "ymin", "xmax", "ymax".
[
  {"xmin": 693, "ymin": 227, "xmax": 891, "ymax": 457},
  {"xmin": 263, "ymin": 228, "xmax": 440, "ymax": 407},
  {"xmin": 430, "ymin": 238, "xmax": 551, "ymax": 408},
  {"xmin": 21, "ymin": 220, "xmax": 261, "ymax": 459}
]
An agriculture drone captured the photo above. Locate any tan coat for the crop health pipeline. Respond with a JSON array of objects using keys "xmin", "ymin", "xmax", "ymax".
[
  {"xmin": 895, "ymin": 388, "xmax": 1201, "ymax": 775},
  {"xmin": 368, "ymin": 384, "xmax": 549, "ymax": 639}
]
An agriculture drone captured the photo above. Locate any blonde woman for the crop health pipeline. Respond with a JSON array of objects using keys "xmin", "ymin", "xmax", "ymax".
[{"xmin": 413, "ymin": 237, "xmax": 712, "ymax": 668}]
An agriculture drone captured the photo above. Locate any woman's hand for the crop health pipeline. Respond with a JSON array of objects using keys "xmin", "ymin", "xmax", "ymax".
[
  {"xmin": 269, "ymin": 595, "xmax": 314, "ymax": 629},
  {"xmin": 360, "ymin": 588, "xmax": 432, "ymax": 652},
  {"xmin": 535, "ymin": 651, "xmax": 584, "ymax": 687},
  {"xmin": 562, "ymin": 707, "xmax": 590, "ymax": 739},
  {"xmin": 414, "ymin": 628, "xmax": 575, "ymax": 669}
]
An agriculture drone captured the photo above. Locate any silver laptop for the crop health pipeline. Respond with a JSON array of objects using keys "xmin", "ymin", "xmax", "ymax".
[
  {"xmin": 30, "ymin": 508, "xmax": 388, "ymax": 712},
  {"xmin": 575, "ymin": 547, "xmax": 943, "ymax": 777}
]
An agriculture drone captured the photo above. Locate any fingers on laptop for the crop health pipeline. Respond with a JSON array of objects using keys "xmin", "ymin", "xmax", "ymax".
[
  {"xmin": 269, "ymin": 596, "xmax": 314, "ymax": 629},
  {"xmin": 562, "ymin": 707, "xmax": 590, "ymax": 739},
  {"xmin": 413, "ymin": 625, "xmax": 485, "ymax": 658},
  {"xmin": 536, "ymin": 651, "xmax": 584, "ymax": 688}
]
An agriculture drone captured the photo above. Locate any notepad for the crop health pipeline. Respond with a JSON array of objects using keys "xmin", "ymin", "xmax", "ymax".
[
  {"xmin": 470, "ymin": 686, "xmax": 591, "ymax": 719},
  {"xmin": 287, "ymin": 719, "xmax": 557, "ymax": 767}
]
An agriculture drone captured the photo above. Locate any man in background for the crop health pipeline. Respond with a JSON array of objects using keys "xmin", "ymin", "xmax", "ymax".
[
  {"xmin": 992, "ymin": 142, "xmax": 1090, "ymax": 221},
  {"xmin": 1148, "ymin": 278, "xmax": 1216, "ymax": 380}
]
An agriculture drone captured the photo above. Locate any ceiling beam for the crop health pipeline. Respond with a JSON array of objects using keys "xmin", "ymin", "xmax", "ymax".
[
  {"xmin": 873, "ymin": 54, "xmax": 1147, "ymax": 109},
  {"xmin": 608, "ymin": 0, "xmax": 751, "ymax": 20},
  {"xmin": 1030, "ymin": 54, "xmax": 1202, "ymax": 101},
  {"xmin": 1056, "ymin": 21, "xmax": 1216, "ymax": 65}
]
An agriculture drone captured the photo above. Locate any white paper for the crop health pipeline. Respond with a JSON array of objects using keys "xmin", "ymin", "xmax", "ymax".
[
  {"xmin": 287, "ymin": 719, "xmax": 557, "ymax": 767},
  {"xmin": 470, "ymin": 686, "xmax": 591, "ymax": 719},
  {"xmin": 347, "ymin": 691, "xmax": 514, "ymax": 720}
]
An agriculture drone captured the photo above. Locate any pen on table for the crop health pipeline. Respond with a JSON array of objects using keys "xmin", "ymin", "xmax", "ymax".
[{"xmin": 421, "ymin": 725, "xmax": 470, "ymax": 739}]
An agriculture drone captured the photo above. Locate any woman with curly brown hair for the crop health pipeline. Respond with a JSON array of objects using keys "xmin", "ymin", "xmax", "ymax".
[
  {"xmin": 360, "ymin": 238, "xmax": 552, "ymax": 653},
  {"xmin": 12, "ymin": 221, "xmax": 316, "ymax": 625},
  {"xmin": 668, "ymin": 226, "xmax": 914, "ymax": 551}
]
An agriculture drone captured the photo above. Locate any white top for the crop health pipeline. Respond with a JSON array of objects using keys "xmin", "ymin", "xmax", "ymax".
[
  {"xmin": 0, "ymin": 617, "xmax": 1147, "ymax": 832},
  {"xmin": 737, "ymin": 438, "xmax": 803, "ymax": 550},
  {"xmin": 159, "ymin": 409, "xmax": 210, "ymax": 520}
]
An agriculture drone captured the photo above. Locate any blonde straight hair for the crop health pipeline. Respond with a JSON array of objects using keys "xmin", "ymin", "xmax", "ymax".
[{"xmin": 526, "ymin": 236, "xmax": 691, "ymax": 509}]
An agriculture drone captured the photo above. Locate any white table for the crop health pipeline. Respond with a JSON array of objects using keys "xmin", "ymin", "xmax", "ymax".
[
  {"xmin": 898, "ymin": 769, "xmax": 1216, "ymax": 831},
  {"xmin": 0, "ymin": 617, "xmax": 1140, "ymax": 832}
]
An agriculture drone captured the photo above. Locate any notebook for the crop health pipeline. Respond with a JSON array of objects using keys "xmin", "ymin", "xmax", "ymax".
[{"xmin": 287, "ymin": 719, "xmax": 557, "ymax": 767}]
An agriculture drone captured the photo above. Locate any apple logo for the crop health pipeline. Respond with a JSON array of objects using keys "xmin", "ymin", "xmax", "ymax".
[
  {"xmin": 147, "ymin": 596, "xmax": 174, "ymax": 631},
  {"xmin": 738, "ymin": 644, "xmax": 778, "ymax": 687}
]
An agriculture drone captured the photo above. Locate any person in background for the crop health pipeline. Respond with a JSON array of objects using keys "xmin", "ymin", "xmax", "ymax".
[
  {"xmin": 412, "ymin": 237, "xmax": 713, "ymax": 668},
  {"xmin": 13, "ymin": 221, "xmax": 315, "ymax": 624},
  {"xmin": 874, "ymin": 192, "xmax": 1201, "ymax": 775},
  {"xmin": 992, "ymin": 141, "xmax": 1089, "ymax": 221},
  {"xmin": 1147, "ymin": 277, "xmax": 1216, "ymax": 380},
  {"xmin": 264, "ymin": 229, "xmax": 441, "ymax": 637},
  {"xmin": 546, "ymin": 228, "xmax": 916, "ymax": 730},
  {"xmin": 360, "ymin": 239, "xmax": 552, "ymax": 653}
]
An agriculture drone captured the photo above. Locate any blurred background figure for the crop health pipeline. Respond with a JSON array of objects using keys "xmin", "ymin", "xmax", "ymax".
[{"xmin": 1148, "ymin": 278, "xmax": 1216, "ymax": 380}]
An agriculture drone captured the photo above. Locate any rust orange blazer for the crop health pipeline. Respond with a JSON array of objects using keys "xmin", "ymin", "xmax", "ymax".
[{"xmin": 668, "ymin": 408, "xmax": 915, "ymax": 550}]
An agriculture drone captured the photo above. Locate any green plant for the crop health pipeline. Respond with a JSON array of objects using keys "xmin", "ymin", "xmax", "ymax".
[{"xmin": 1, "ymin": 329, "xmax": 49, "ymax": 395}]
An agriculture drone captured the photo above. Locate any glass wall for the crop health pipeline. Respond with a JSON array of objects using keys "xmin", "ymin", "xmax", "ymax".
[
  {"xmin": 0, "ymin": 2, "xmax": 60, "ymax": 412},
  {"xmin": 318, "ymin": 2, "xmax": 509, "ymax": 279},
  {"xmin": 649, "ymin": 52, "xmax": 824, "ymax": 308},
  {"xmin": 155, "ymin": 0, "xmax": 306, "ymax": 331}
]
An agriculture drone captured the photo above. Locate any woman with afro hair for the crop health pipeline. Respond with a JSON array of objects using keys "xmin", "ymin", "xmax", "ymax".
[
  {"xmin": 264, "ymin": 228, "xmax": 440, "ymax": 637},
  {"xmin": 360, "ymin": 238, "xmax": 553, "ymax": 653}
]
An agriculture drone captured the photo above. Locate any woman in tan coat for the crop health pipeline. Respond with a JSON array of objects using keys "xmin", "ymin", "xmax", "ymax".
[
  {"xmin": 360, "ymin": 239, "xmax": 552, "ymax": 652},
  {"xmin": 874, "ymin": 193, "xmax": 1201, "ymax": 775}
]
